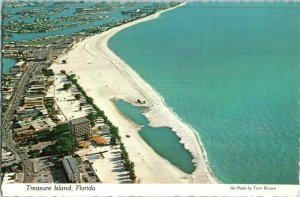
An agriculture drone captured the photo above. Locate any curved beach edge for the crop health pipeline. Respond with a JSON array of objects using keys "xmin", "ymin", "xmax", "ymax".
[{"xmin": 51, "ymin": 2, "xmax": 219, "ymax": 184}]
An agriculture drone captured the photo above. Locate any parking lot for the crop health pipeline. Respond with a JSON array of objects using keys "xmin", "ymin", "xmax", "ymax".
[{"xmin": 31, "ymin": 156, "xmax": 66, "ymax": 183}]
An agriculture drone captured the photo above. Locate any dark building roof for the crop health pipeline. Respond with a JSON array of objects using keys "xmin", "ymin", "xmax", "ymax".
[
  {"xmin": 62, "ymin": 157, "xmax": 80, "ymax": 183},
  {"xmin": 69, "ymin": 117, "xmax": 90, "ymax": 125}
]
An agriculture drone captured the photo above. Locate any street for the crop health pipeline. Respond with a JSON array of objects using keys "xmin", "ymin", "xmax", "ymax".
[{"xmin": 2, "ymin": 63, "xmax": 40, "ymax": 183}]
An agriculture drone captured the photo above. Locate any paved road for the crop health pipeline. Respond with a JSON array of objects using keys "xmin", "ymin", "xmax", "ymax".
[
  {"xmin": 2, "ymin": 63, "xmax": 40, "ymax": 183},
  {"xmin": 19, "ymin": 152, "xmax": 34, "ymax": 183}
]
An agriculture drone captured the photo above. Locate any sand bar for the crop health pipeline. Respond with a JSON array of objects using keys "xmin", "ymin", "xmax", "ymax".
[{"xmin": 51, "ymin": 3, "xmax": 217, "ymax": 183}]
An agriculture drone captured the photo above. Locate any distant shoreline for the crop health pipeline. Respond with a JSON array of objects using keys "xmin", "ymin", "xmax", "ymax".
[{"xmin": 51, "ymin": 2, "xmax": 217, "ymax": 183}]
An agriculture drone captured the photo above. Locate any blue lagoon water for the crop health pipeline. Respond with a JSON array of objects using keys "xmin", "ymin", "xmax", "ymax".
[
  {"xmin": 109, "ymin": 3, "xmax": 300, "ymax": 184},
  {"xmin": 115, "ymin": 100, "xmax": 195, "ymax": 173}
]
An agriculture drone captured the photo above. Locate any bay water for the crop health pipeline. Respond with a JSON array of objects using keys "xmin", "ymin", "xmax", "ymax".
[
  {"xmin": 3, "ymin": 2, "xmax": 156, "ymax": 42},
  {"xmin": 2, "ymin": 58, "xmax": 17, "ymax": 74}
]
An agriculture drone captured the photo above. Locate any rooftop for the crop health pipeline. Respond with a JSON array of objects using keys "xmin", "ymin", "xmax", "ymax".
[
  {"xmin": 92, "ymin": 135, "xmax": 107, "ymax": 145},
  {"xmin": 15, "ymin": 61, "xmax": 25, "ymax": 66},
  {"xmin": 70, "ymin": 117, "xmax": 90, "ymax": 125},
  {"xmin": 62, "ymin": 157, "xmax": 80, "ymax": 183}
]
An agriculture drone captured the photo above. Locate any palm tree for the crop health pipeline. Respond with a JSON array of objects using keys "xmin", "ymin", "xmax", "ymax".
[
  {"xmin": 75, "ymin": 94, "xmax": 81, "ymax": 100},
  {"xmin": 110, "ymin": 135, "xmax": 116, "ymax": 145},
  {"xmin": 63, "ymin": 83, "xmax": 71, "ymax": 90}
]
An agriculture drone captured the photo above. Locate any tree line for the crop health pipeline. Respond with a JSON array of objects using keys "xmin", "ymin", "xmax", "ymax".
[{"xmin": 63, "ymin": 71, "xmax": 137, "ymax": 182}]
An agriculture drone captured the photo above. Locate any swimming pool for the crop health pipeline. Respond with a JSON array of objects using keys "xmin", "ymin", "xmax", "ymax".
[{"xmin": 87, "ymin": 155, "xmax": 98, "ymax": 159}]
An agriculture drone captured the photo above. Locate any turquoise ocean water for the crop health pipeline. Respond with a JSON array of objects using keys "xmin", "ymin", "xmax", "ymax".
[{"xmin": 109, "ymin": 3, "xmax": 300, "ymax": 184}]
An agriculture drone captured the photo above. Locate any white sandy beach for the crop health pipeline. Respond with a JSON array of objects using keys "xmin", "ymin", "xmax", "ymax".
[{"xmin": 51, "ymin": 3, "xmax": 217, "ymax": 183}]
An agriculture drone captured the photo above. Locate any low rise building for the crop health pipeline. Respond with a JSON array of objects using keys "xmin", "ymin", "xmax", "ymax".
[
  {"xmin": 31, "ymin": 118, "xmax": 56, "ymax": 132},
  {"xmin": 44, "ymin": 85, "xmax": 55, "ymax": 101},
  {"xmin": 2, "ymin": 149, "xmax": 16, "ymax": 163},
  {"xmin": 15, "ymin": 128, "xmax": 36, "ymax": 141},
  {"xmin": 80, "ymin": 161, "xmax": 101, "ymax": 183},
  {"xmin": 62, "ymin": 156, "xmax": 80, "ymax": 183},
  {"xmin": 2, "ymin": 172, "xmax": 16, "ymax": 184},
  {"xmin": 16, "ymin": 108, "xmax": 42, "ymax": 117},
  {"xmin": 99, "ymin": 125, "xmax": 110, "ymax": 133},
  {"xmin": 29, "ymin": 74, "xmax": 45, "ymax": 86},
  {"xmin": 2, "ymin": 87, "xmax": 14, "ymax": 101},
  {"xmin": 46, "ymin": 76, "xmax": 55, "ymax": 86},
  {"xmin": 27, "ymin": 85, "xmax": 45, "ymax": 94},
  {"xmin": 23, "ymin": 95, "xmax": 44, "ymax": 109},
  {"xmin": 14, "ymin": 118, "xmax": 56, "ymax": 141},
  {"xmin": 15, "ymin": 61, "xmax": 27, "ymax": 72},
  {"xmin": 92, "ymin": 135, "xmax": 107, "ymax": 145}
]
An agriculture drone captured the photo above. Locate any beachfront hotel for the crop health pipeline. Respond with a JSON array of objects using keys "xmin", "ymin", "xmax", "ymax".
[{"xmin": 69, "ymin": 117, "xmax": 91, "ymax": 138}]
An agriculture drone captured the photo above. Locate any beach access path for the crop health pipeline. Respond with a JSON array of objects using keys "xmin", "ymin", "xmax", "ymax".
[{"xmin": 51, "ymin": 3, "xmax": 217, "ymax": 183}]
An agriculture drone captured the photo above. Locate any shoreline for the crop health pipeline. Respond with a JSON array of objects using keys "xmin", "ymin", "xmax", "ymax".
[{"xmin": 51, "ymin": 2, "xmax": 218, "ymax": 183}]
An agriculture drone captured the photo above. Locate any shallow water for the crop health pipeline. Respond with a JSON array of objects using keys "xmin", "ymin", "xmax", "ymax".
[{"xmin": 115, "ymin": 100, "xmax": 196, "ymax": 173}]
